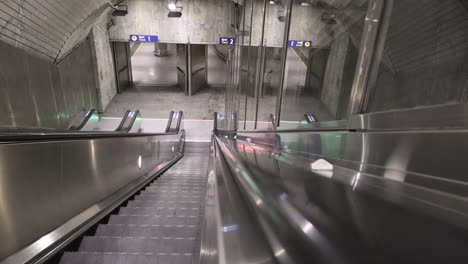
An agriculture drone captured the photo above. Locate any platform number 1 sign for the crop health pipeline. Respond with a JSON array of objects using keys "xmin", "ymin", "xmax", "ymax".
[
  {"xmin": 288, "ymin": 40, "xmax": 312, "ymax": 48},
  {"xmin": 129, "ymin": 35, "xmax": 159, "ymax": 42}
]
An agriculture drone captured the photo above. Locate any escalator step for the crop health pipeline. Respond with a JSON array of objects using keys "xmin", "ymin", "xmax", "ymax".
[
  {"xmin": 160, "ymin": 172, "xmax": 203, "ymax": 176},
  {"xmin": 78, "ymin": 236, "xmax": 195, "ymax": 254},
  {"xmin": 60, "ymin": 252, "xmax": 192, "ymax": 264},
  {"xmin": 161, "ymin": 173, "xmax": 205, "ymax": 176},
  {"xmin": 156, "ymin": 179, "xmax": 204, "ymax": 183},
  {"xmin": 144, "ymin": 186, "xmax": 203, "ymax": 190},
  {"xmin": 108, "ymin": 215, "xmax": 198, "ymax": 225},
  {"xmin": 119, "ymin": 206, "xmax": 200, "ymax": 216},
  {"xmin": 148, "ymin": 183, "xmax": 206, "ymax": 188},
  {"xmin": 127, "ymin": 200, "xmax": 201, "ymax": 208},
  {"xmin": 95, "ymin": 224, "xmax": 198, "ymax": 237},
  {"xmin": 133, "ymin": 195, "xmax": 201, "ymax": 202},
  {"xmin": 140, "ymin": 189, "xmax": 205, "ymax": 196},
  {"xmin": 140, "ymin": 189, "xmax": 202, "ymax": 195}
]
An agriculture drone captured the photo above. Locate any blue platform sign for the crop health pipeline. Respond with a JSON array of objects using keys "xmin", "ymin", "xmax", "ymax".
[
  {"xmin": 288, "ymin": 40, "xmax": 312, "ymax": 48},
  {"xmin": 219, "ymin": 37, "xmax": 236, "ymax": 45},
  {"xmin": 130, "ymin": 35, "xmax": 159, "ymax": 42}
]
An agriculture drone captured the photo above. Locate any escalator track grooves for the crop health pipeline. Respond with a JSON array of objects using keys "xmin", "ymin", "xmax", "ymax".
[{"xmin": 58, "ymin": 152, "xmax": 208, "ymax": 264}]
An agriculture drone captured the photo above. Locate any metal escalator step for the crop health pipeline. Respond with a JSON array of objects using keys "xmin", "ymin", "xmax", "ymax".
[
  {"xmin": 139, "ymin": 190, "xmax": 203, "ymax": 196},
  {"xmin": 141, "ymin": 191, "xmax": 204, "ymax": 196},
  {"xmin": 156, "ymin": 178, "xmax": 204, "ymax": 181},
  {"xmin": 60, "ymin": 252, "xmax": 192, "ymax": 264},
  {"xmin": 156, "ymin": 178, "xmax": 204, "ymax": 182},
  {"xmin": 134, "ymin": 195, "xmax": 202, "ymax": 202},
  {"xmin": 135, "ymin": 192, "xmax": 202, "ymax": 200},
  {"xmin": 95, "ymin": 224, "xmax": 198, "ymax": 237},
  {"xmin": 135, "ymin": 192, "xmax": 202, "ymax": 201},
  {"xmin": 161, "ymin": 173, "xmax": 205, "ymax": 177},
  {"xmin": 163, "ymin": 171, "xmax": 205, "ymax": 175},
  {"xmin": 143, "ymin": 186, "xmax": 203, "ymax": 192},
  {"xmin": 127, "ymin": 200, "xmax": 201, "ymax": 208},
  {"xmin": 119, "ymin": 206, "xmax": 200, "ymax": 216},
  {"xmin": 108, "ymin": 215, "xmax": 198, "ymax": 225},
  {"xmin": 141, "ymin": 189, "xmax": 202, "ymax": 194},
  {"xmin": 153, "ymin": 181, "xmax": 204, "ymax": 186},
  {"xmin": 160, "ymin": 176, "xmax": 204, "ymax": 179},
  {"xmin": 78, "ymin": 236, "xmax": 195, "ymax": 253},
  {"xmin": 145, "ymin": 182, "xmax": 206, "ymax": 190},
  {"xmin": 147, "ymin": 185, "xmax": 204, "ymax": 189},
  {"xmin": 161, "ymin": 176, "xmax": 204, "ymax": 180}
]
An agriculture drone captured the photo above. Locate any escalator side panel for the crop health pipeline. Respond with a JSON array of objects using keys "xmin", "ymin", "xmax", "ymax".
[{"xmin": 0, "ymin": 133, "xmax": 183, "ymax": 262}]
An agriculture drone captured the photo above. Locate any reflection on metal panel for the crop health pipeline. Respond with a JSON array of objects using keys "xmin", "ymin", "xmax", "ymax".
[
  {"xmin": 365, "ymin": 0, "xmax": 468, "ymax": 113},
  {"xmin": 189, "ymin": 44, "xmax": 207, "ymax": 96},
  {"xmin": 0, "ymin": 133, "xmax": 183, "ymax": 260},
  {"xmin": 199, "ymin": 140, "xmax": 276, "ymax": 264},
  {"xmin": 0, "ymin": 38, "xmax": 98, "ymax": 130},
  {"xmin": 112, "ymin": 42, "xmax": 132, "ymax": 93},
  {"xmin": 217, "ymin": 132, "xmax": 468, "ymax": 263},
  {"xmin": 177, "ymin": 44, "xmax": 189, "ymax": 95},
  {"xmin": 237, "ymin": 130, "xmax": 468, "ymax": 199}
]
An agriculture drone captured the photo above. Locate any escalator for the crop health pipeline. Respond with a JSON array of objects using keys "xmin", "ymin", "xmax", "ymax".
[
  {"xmin": 60, "ymin": 145, "xmax": 209, "ymax": 264},
  {"xmin": 2, "ymin": 112, "xmax": 468, "ymax": 264}
]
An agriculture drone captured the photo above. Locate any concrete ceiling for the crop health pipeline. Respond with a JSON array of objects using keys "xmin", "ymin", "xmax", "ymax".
[{"xmin": 0, "ymin": 0, "xmax": 118, "ymax": 62}]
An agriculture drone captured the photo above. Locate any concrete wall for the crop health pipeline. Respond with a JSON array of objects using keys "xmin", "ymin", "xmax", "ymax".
[
  {"xmin": 91, "ymin": 9, "xmax": 118, "ymax": 112},
  {"xmin": 109, "ymin": 0, "xmax": 235, "ymax": 44},
  {"xmin": 0, "ymin": 38, "xmax": 98, "ymax": 129},
  {"xmin": 320, "ymin": 35, "xmax": 350, "ymax": 118}
]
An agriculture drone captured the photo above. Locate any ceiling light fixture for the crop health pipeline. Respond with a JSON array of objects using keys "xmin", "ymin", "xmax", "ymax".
[
  {"xmin": 167, "ymin": 0, "xmax": 182, "ymax": 18},
  {"xmin": 168, "ymin": 2, "xmax": 177, "ymax": 10}
]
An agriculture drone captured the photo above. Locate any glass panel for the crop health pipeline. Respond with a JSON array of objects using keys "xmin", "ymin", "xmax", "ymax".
[
  {"xmin": 365, "ymin": 0, "xmax": 468, "ymax": 112},
  {"xmin": 255, "ymin": 0, "xmax": 289, "ymax": 130},
  {"xmin": 223, "ymin": 0, "xmax": 243, "ymax": 130},
  {"xmin": 280, "ymin": 0, "xmax": 370, "ymax": 126},
  {"xmin": 238, "ymin": 0, "xmax": 272, "ymax": 130}
]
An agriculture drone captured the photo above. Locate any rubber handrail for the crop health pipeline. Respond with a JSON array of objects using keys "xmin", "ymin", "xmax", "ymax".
[
  {"xmin": 115, "ymin": 110, "xmax": 131, "ymax": 131},
  {"xmin": 69, "ymin": 109, "xmax": 95, "ymax": 131},
  {"xmin": 165, "ymin": 111, "xmax": 175, "ymax": 133}
]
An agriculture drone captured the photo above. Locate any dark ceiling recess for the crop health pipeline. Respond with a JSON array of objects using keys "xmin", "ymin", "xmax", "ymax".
[
  {"xmin": 168, "ymin": 11, "xmax": 182, "ymax": 17},
  {"xmin": 112, "ymin": 5, "xmax": 128, "ymax": 16}
]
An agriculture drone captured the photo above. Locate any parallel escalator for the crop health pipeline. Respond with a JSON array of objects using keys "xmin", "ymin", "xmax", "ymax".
[{"xmin": 59, "ymin": 144, "xmax": 209, "ymax": 264}]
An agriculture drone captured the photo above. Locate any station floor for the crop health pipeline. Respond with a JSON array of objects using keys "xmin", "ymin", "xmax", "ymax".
[
  {"xmin": 104, "ymin": 43, "xmax": 226, "ymax": 120},
  {"xmin": 103, "ymin": 85, "xmax": 225, "ymax": 120}
]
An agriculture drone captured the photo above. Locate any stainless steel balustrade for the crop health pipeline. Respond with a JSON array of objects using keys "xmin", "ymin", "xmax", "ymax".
[
  {"xmin": 0, "ymin": 111, "xmax": 185, "ymax": 263},
  {"xmin": 210, "ymin": 126, "xmax": 468, "ymax": 263},
  {"xmin": 198, "ymin": 140, "xmax": 276, "ymax": 264}
]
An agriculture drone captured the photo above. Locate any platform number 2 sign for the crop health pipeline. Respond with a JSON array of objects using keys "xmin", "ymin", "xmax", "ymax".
[{"xmin": 220, "ymin": 37, "xmax": 236, "ymax": 45}]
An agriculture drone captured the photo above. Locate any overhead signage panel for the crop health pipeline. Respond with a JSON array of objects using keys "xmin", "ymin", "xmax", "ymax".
[
  {"xmin": 288, "ymin": 40, "xmax": 312, "ymax": 48},
  {"xmin": 219, "ymin": 37, "xmax": 236, "ymax": 45},
  {"xmin": 130, "ymin": 35, "xmax": 159, "ymax": 42}
]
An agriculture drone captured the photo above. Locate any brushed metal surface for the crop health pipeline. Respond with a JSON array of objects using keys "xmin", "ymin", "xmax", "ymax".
[
  {"xmin": 0, "ymin": 133, "xmax": 183, "ymax": 261},
  {"xmin": 349, "ymin": 103, "xmax": 468, "ymax": 131},
  {"xmin": 189, "ymin": 44, "xmax": 207, "ymax": 96},
  {"xmin": 228, "ymin": 130, "xmax": 468, "ymax": 263},
  {"xmin": 198, "ymin": 140, "xmax": 276, "ymax": 264},
  {"xmin": 237, "ymin": 130, "xmax": 468, "ymax": 197}
]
